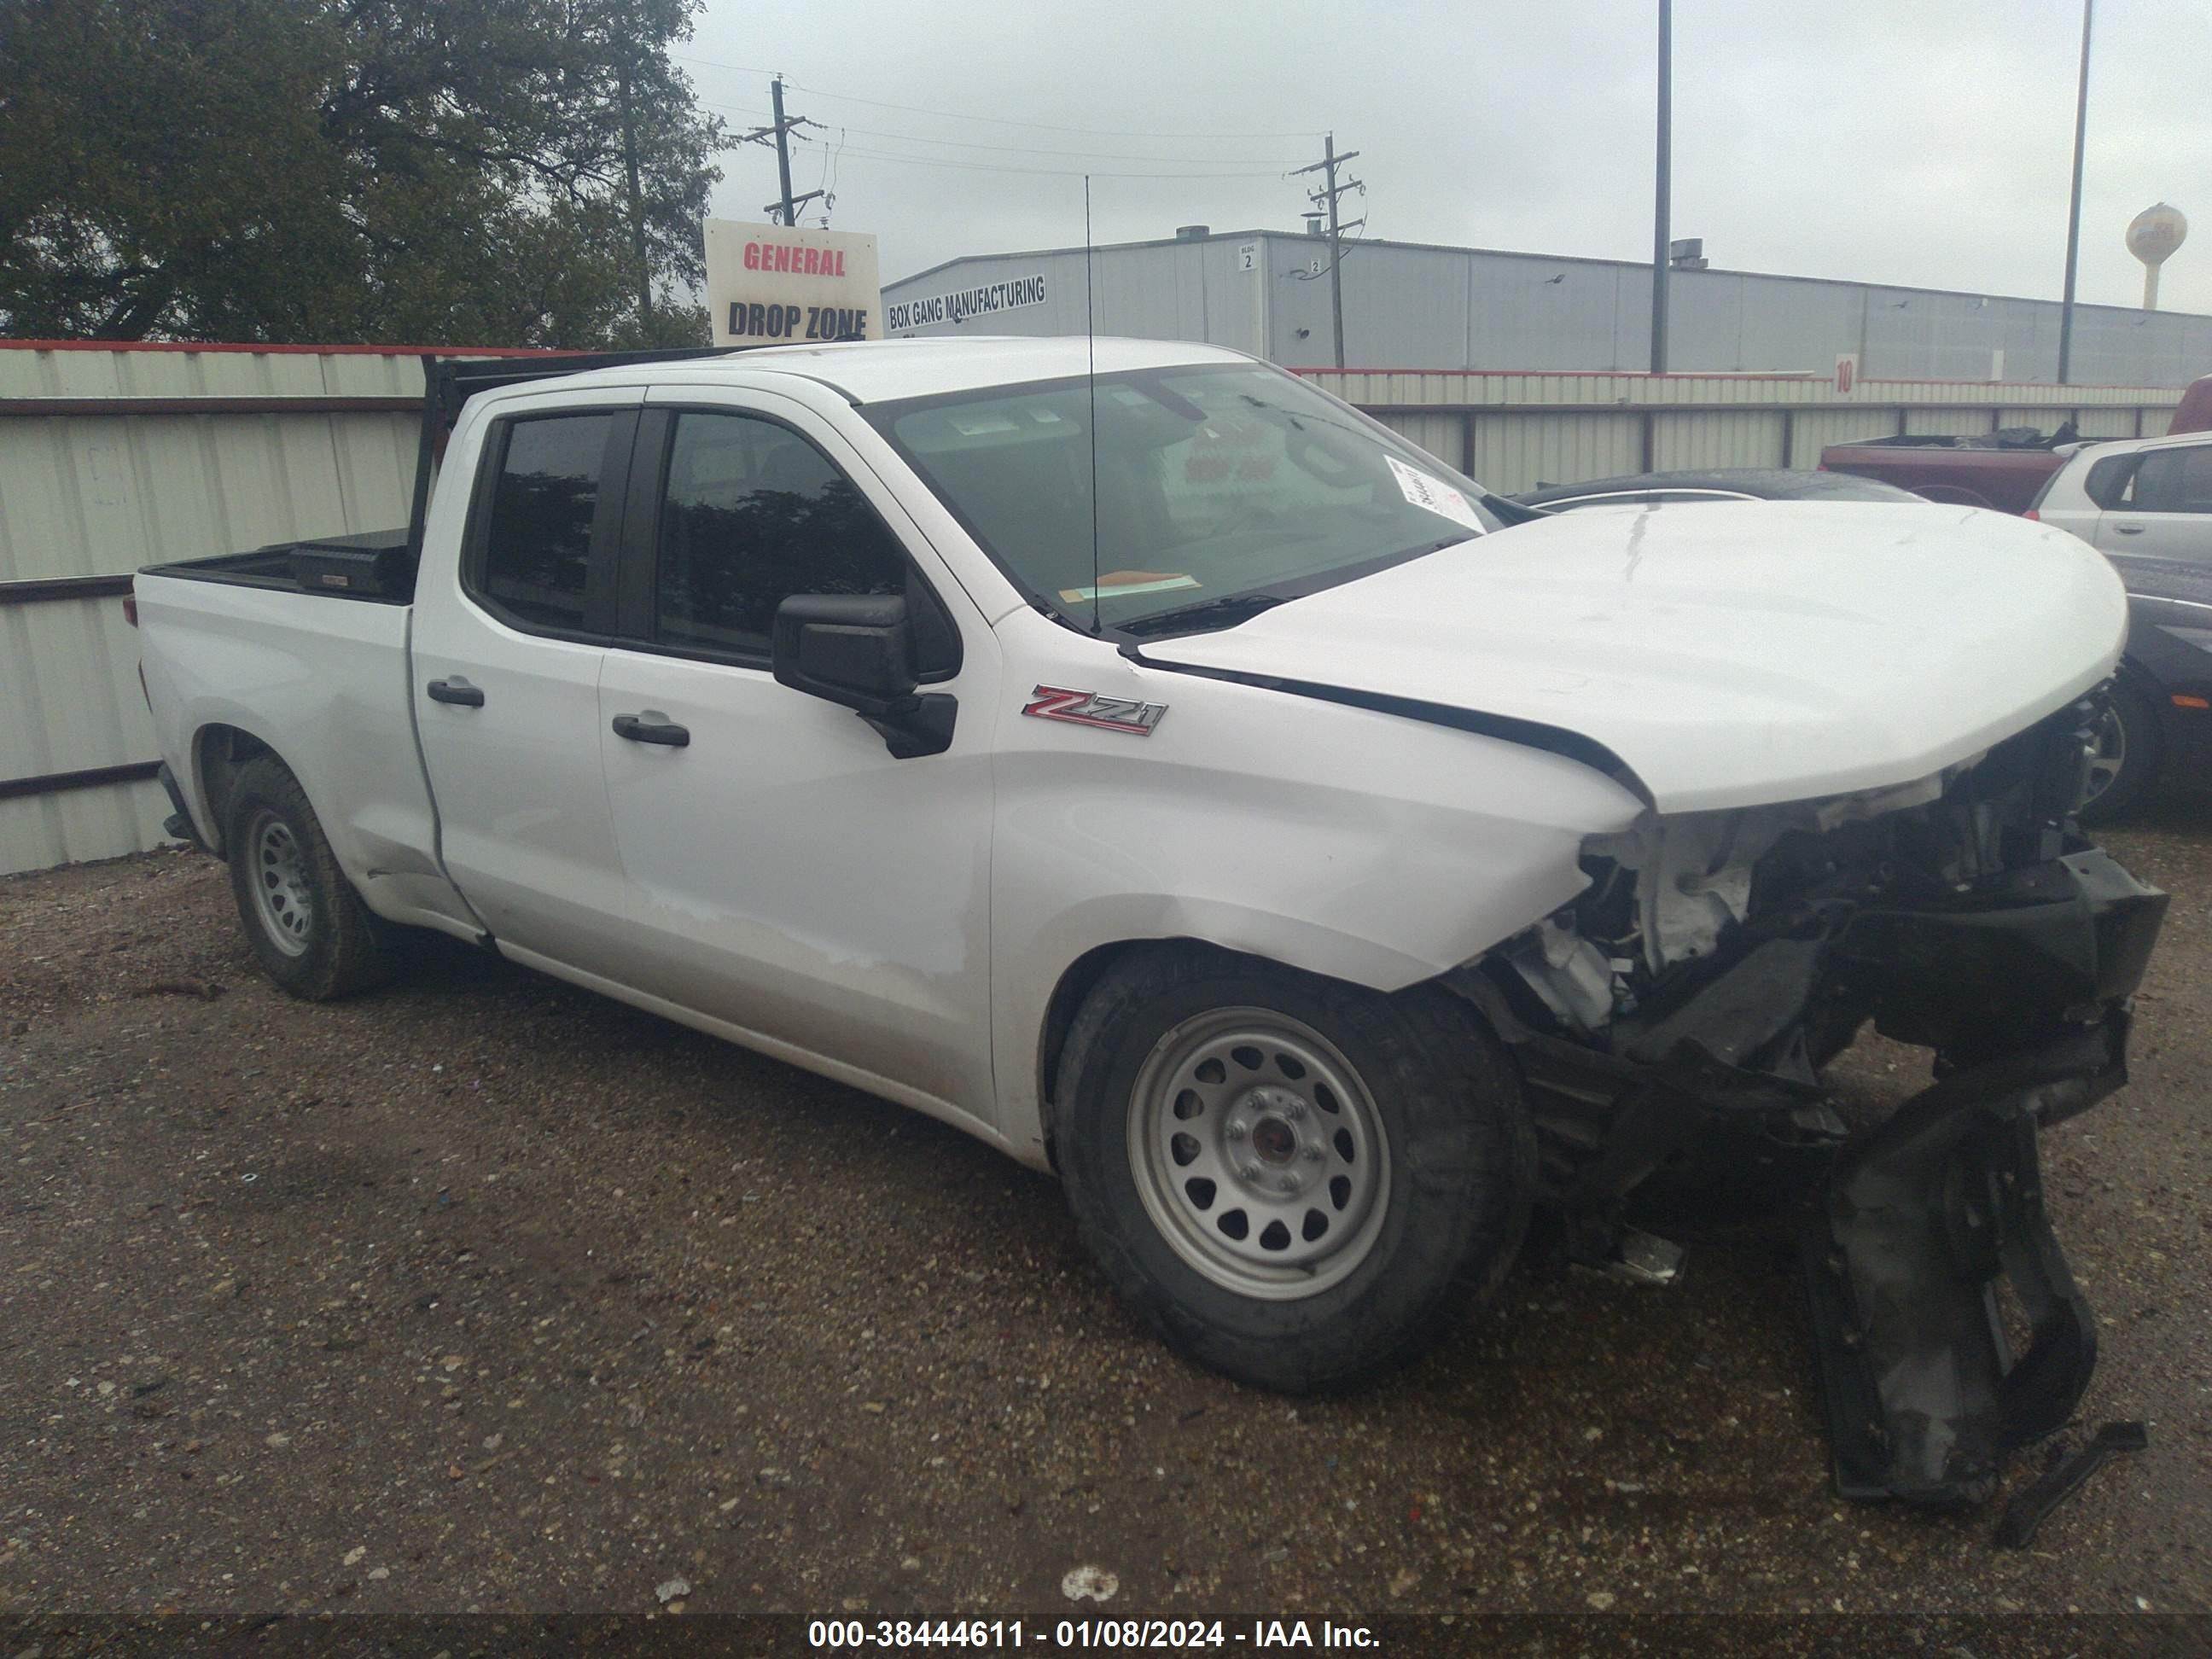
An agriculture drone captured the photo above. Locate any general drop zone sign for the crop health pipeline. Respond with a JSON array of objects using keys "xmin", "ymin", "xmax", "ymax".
[{"xmin": 704, "ymin": 219, "xmax": 882, "ymax": 343}]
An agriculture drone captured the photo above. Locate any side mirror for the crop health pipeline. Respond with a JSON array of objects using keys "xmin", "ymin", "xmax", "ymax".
[
  {"xmin": 772, "ymin": 593, "xmax": 918, "ymax": 713},
  {"xmin": 771, "ymin": 593, "xmax": 956, "ymax": 759}
]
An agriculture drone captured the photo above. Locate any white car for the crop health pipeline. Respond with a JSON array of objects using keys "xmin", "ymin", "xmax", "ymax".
[
  {"xmin": 130, "ymin": 338, "xmax": 2167, "ymax": 1505},
  {"xmin": 2030, "ymin": 428, "xmax": 2212, "ymax": 567}
]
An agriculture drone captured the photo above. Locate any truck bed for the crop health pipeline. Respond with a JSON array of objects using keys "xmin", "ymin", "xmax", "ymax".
[{"xmin": 142, "ymin": 528, "xmax": 416, "ymax": 602}]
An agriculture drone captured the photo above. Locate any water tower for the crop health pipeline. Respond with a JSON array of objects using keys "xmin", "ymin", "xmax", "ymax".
[{"xmin": 2126, "ymin": 203, "xmax": 2187, "ymax": 311}]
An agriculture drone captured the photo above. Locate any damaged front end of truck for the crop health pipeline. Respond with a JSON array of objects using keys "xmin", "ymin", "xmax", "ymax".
[{"xmin": 1458, "ymin": 694, "xmax": 2168, "ymax": 1507}]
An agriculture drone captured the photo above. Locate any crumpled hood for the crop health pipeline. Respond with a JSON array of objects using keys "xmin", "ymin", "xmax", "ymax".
[{"xmin": 1141, "ymin": 501, "xmax": 2128, "ymax": 812}]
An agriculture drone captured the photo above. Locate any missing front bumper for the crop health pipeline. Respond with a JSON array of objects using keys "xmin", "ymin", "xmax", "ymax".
[{"xmin": 1476, "ymin": 840, "xmax": 2168, "ymax": 1507}]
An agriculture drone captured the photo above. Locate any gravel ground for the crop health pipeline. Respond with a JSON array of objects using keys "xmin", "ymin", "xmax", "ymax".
[{"xmin": 1, "ymin": 806, "xmax": 2207, "ymax": 1630}]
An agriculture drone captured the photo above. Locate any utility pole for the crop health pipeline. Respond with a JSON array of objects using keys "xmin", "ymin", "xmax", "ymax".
[
  {"xmin": 1650, "ymin": 0, "xmax": 1672, "ymax": 374},
  {"xmin": 2057, "ymin": 0, "xmax": 2093, "ymax": 384},
  {"xmin": 739, "ymin": 77, "xmax": 822, "ymax": 225},
  {"xmin": 1290, "ymin": 134, "xmax": 1363, "ymax": 369}
]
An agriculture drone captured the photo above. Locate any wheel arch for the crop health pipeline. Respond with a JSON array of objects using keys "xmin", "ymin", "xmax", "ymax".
[
  {"xmin": 190, "ymin": 722, "xmax": 280, "ymax": 855},
  {"xmin": 1033, "ymin": 928, "xmax": 1515, "ymax": 1173},
  {"xmin": 1008, "ymin": 881, "xmax": 1581, "ymax": 1172},
  {"xmin": 1037, "ymin": 938, "xmax": 1189, "ymax": 1171}
]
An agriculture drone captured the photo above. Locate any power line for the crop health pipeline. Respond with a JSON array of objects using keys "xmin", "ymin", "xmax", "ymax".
[
  {"xmin": 700, "ymin": 98, "xmax": 1306, "ymax": 165},
  {"xmin": 812, "ymin": 145, "xmax": 1292, "ymax": 181},
  {"xmin": 674, "ymin": 53, "xmax": 1316, "ymax": 142},
  {"xmin": 789, "ymin": 85, "xmax": 1315, "ymax": 147},
  {"xmin": 815, "ymin": 124, "xmax": 846, "ymax": 227}
]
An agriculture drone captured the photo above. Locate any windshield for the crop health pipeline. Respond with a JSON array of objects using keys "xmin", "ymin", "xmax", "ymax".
[{"xmin": 866, "ymin": 363, "xmax": 1499, "ymax": 633}]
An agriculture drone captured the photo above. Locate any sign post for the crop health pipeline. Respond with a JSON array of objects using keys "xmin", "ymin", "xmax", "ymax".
[{"xmin": 704, "ymin": 219, "xmax": 882, "ymax": 345}]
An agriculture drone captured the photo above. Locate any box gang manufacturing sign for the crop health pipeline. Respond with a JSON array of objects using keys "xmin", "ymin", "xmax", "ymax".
[
  {"xmin": 705, "ymin": 218, "xmax": 882, "ymax": 344},
  {"xmin": 884, "ymin": 274, "xmax": 1050, "ymax": 332}
]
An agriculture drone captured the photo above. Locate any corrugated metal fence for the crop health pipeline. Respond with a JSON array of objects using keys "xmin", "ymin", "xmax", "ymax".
[
  {"xmin": 1302, "ymin": 370, "xmax": 2184, "ymax": 494},
  {"xmin": 0, "ymin": 345, "xmax": 2188, "ymax": 876},
  {"xmin": 1, "ymin": 344, "xmax": 428, "ymax": 875}
]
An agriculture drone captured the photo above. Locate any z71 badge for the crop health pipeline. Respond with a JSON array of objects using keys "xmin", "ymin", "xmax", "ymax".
[{"xmin": 1022, "ymin": 685, "xmax": 1168, "ymax": 736}]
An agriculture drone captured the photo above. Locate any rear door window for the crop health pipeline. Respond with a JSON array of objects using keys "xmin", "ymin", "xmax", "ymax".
[
  {"xmin": 2128, "ymin": 444, "xmax": 2212, "ymax": 515},
  {"xmin": 476, "ymin": 412, "xmax": 621, "ymax": 630}
]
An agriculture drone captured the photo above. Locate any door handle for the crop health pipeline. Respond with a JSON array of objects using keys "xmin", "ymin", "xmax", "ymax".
[
  {"xmin": 612, "ymin": 713, "xmax": 690, "ymax": 748},
  {"xmin": 2113, "ymin": 523, "xmax": 2145, "ymax": 534},
  {"xmin": 426, "ymin": 678, "xmax": 486, "ymax": 707}
]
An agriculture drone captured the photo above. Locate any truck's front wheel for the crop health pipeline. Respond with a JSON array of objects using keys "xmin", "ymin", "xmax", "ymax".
[
  {"xmin": 1055, "ymin": 946, "xmax": 1534, "ymax": 1394},
  {"xmin": 224, "ymin": 756, "xmax": 401, "ymax": 1000}
]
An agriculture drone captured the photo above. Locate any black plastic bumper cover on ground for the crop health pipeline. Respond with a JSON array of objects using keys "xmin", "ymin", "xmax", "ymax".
[{"xmin": 1802, "ymin": 848, "xmax": 2168, "ymax": 1506}]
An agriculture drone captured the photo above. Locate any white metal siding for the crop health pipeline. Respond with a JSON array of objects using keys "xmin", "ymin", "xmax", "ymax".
[
  {"xmin": 0, "ymin": 781, "xmax": 173, "ymax": 879},
  {"xmin": 0, "ymin": 410, "xmax": 411, "ymax": 584},
  {"xmin": 0, "ymin": 596, "xmax": 153, "ymax": 780},
  {"xmin": 1371, "ymin": 413, "xmax": 1462, "ymax": 471},
  {"xmin": 1469, "ymin": 414, "xmax": 1643, "ymax": 494},
  {"xmin": 1651, "ymin": 411, "xmax": 1788, "ymax": 472},
  {"xmin": 2, "ymin": 349, "xmax": 427, "ymax": 874},
  {"xmin": 1786, "ymin": 409, "xmax": 1898, "ymax": 467},
  {"xmin": 1902, "ymin": 407, "xmax": 1998, "ymax": 436},
  {"xmin": 2071, "ymin": 408, "xmax": 2142, "ymax": 438},
  {"xmin": 0, "ymin": 347, "xmax": 423, "ymax": 400},
  {"xmin": 882, "ymin": 231, "xmax": 2212, "ymax": 384}
]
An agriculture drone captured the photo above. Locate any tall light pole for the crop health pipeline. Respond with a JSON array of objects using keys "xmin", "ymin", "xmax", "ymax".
[
  {"xmin": 1650, "ymin": 0, "xmax": 1673, "ymax": 374},
  {"xmin": 2056, "ymin": 0, "xmax": 2093, "ymax": 384}
]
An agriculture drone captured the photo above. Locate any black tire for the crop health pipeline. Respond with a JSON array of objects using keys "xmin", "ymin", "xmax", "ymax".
[
  {"xmin": 2078, "ymin": 675, "xmax": 2164, "ymax": 827},
  {"xmin": 224, "ymin": 754, "xmax": 401, "ymax": 1000},
  {"xmin": 1054, "ymin": 945, "xmax": 1534, "ymax": 1394}
]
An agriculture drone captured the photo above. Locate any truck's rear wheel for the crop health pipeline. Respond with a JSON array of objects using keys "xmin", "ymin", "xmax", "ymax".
[
  {"xmin": 224, "ymin": 755, "xmax": 400, "ymax": 1000},
  {"xmin": 1054, "ymin": 946, "xmax": 1534, "ymax": 1394}
]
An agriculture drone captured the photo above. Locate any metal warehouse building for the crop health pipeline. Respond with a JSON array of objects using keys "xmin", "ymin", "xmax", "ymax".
[{"xmin": 882, "ymin": 227, "xmax": 2212, "ymax": 387}]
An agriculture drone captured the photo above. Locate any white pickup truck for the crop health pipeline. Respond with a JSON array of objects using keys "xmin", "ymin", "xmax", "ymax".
[{"xmin": 134, "ymin": 338, "xmax": 2168, "ymax": 1506}]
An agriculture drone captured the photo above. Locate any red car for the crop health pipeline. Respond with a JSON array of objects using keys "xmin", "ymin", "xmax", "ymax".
[{"xmin": 1819, "ymin": 372, "xmax": 2212, "ymax": 513}]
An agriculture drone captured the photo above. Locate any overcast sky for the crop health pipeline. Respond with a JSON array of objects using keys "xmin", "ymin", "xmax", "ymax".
[{"xmin": 680, "ymin": 0, "xmax": 2211, "ymax": 322}]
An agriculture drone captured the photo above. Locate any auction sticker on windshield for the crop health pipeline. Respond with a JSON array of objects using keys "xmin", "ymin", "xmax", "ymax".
[
  {"xmin": 1057, "ymin": 572, "xmax": 1201, "ymax": 603},
  {"xmin": 1385, "ymin": 454, "xmax": 1483, "ymax": 533}
]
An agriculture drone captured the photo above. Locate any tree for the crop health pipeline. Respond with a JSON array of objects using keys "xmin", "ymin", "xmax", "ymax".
[{"xmin": 0, "ymin": 0, "xmax": 726, "ymax": 346}]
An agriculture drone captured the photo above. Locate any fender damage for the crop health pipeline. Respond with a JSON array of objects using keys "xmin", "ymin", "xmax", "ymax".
[{"xmin": 1458, "ymin": 694, "xmax": 2167, "ymax": 1507}]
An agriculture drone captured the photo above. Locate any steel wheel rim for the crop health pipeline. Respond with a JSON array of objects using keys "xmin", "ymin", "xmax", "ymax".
[
  {"xmin": 247, "ymin": 809, "xmax": 313, "ymax": 957},
  {"xmin": 2085, "ymin": 703, "xmax": 2127, "ymax": 802},
  {"xmin": 1126, "ymin": 1007, "xmax": 1391, "ymax": 1301}
]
